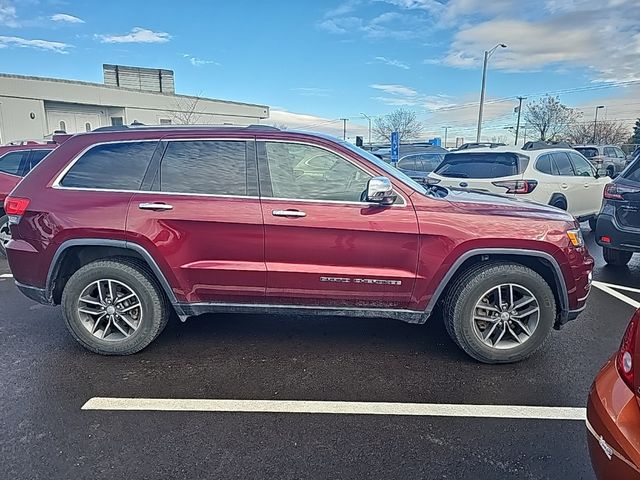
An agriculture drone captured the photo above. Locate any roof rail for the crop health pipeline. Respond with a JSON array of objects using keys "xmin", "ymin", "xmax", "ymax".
[
  {"xmin": 92, "ymin": 124, "xmax": 280, "ymax": 133},
  {"xmin": 522, "ymin": 140, "xmax": 573, "ymax": 150}
]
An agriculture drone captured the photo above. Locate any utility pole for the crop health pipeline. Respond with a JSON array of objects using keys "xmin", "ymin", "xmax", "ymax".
[
  {"xmin": 360, "ymin": 113, "xmax": 372, "ymax": 147},
  {"xmin": 514, "ymin": 96, "xmax": 525, "ymax": 145},
  {"xmin": 340, "ymin": 118, "xmax": 348, "ymax": 141},
  {"xmin": 593, "ymin": 105, "xmax": 604, "ymax": 143},
  {"xmin": 476, "ymin": 43, "xmax": 507, "ymax": 142},
  {"xmin": 444, "ymin": 126, "xmax": 450, "ymax": 148}
]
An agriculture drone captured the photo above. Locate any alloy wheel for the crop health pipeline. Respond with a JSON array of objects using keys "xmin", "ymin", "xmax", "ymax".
[
  {"xmin": 472, "ymin": 283, "xmax": 540, "ymax": 350},
  {"xmin": 77, "ymin": 279, "xmax": 142, "ymax": 341}
]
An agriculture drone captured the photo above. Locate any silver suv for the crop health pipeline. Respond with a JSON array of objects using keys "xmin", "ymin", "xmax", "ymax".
[{"xmin": 574, "ymin": 145, "xmax": 627, "ymax": 177}]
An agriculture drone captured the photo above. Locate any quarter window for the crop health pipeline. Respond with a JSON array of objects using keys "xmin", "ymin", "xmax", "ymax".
[
  {"xmin": 61, "ymin": 141, "xmax": 158, "ymax": 190},
  {"xmin": 263, "ymin": 142, "xmax": 372, "ymax": 202},
  {"xmin": 0, "ymin": 151, "xmax": 26, "ymax": 176},
  {"xmin": 551, "ymin": 152, "xmax": 575, "ymax": 176},
  {"xmin": 159, "ymin": 141, "xmax": 247, "ymax": 196}
]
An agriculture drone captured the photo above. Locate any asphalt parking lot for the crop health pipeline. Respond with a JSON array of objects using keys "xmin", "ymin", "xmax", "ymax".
[{"xmin": 0, "ymin": 227, "xmax": 638, "ymax": 480}]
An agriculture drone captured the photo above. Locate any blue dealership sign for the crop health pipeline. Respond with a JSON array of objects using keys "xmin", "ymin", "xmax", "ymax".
[{"xmin": 391, "ymin": 131, "xmax": 399, "ymax": 164}]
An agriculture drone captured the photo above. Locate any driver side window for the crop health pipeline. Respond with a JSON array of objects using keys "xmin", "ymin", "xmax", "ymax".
[{"xmin": 263, "ymin": 142, "xmax": 371, "ymax": 202}]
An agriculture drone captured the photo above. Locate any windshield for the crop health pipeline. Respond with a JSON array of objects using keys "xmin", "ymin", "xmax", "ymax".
[
  {"xmin": 434, "ymin": 152, "xmax": 526, "ymax": 178},
  {"xmin": 340, "ymin": 141, "xmax": 428, "ymax": 195}
]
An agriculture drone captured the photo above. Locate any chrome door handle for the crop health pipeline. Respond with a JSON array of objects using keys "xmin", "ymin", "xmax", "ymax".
[
  {"xmin": 139, "ymin": 202, "xmax": 174, "ymax": 211},
  {"xmin": 561, "ymin": 183, "xmax": 569, "ymax": 189},
  {"xmin": 272, "ymin": 209, "xmax": 306, "ymax": 218}
]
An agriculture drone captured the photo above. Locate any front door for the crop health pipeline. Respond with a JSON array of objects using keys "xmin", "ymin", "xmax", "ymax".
[
  {"xmin": 257, "ymin": 140, "xmax": 419, "ymax": 309},
  {"xmin": 127, "ymin": 138, "xmax": 265, "ymax": 304}
]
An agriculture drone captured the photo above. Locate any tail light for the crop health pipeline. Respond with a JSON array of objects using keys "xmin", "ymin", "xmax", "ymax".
[
  {"xmin": 4, "ymin": 196, "xmax": 30, "ymax": 224},
  {"xmin": 604, "ymin": 183, "xmax": 640, "ymax": 200},
  {"xmin": 616, "ymin": 309, "xmax": 639, "ymax": 392},
  {"xmin": 492, "ymin": 179, "xmax": 538, "ymax": 194}
]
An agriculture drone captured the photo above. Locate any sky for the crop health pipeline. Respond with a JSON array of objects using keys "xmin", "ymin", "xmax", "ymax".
[{"xmin": 1, "ymin": 0, "xmax": 640, "ymax": 145}]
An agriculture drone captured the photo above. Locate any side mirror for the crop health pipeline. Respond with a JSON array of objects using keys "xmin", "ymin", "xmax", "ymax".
[{"xmin": 366, "ymin": 176, "xmax": 397, "ymax": 206}]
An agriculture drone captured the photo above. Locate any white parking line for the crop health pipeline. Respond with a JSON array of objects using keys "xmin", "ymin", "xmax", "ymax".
[
  {"xmin": 592, "ymin": 281, "xmax": 640, "ymax": 308},
  {"xmin": 81, "ymin": 398, "xmax": 586, "ymax": 421},
  {"xmin": 0, "ymin": 273, "xmax": 12, "ymax": 278}
]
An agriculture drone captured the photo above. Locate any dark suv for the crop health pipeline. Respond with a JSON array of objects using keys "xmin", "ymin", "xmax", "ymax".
[
  {"xmin": 5, "ymin": 125, "xmax": 593, "ymax": 363},
  {"xmin": 596, "ymin": 157, "xmax": 640, "ymax": 265},
  {"xmin": 0, "ymin": 144, "xmax": 56, "ymax": 257}
]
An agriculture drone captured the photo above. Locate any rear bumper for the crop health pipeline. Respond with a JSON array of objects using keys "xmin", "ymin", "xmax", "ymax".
[
  {"xmin": 596, "ymin": 214, "xmax": 640, "ymax": 252},
  {"xmin": 15, "ymin": 281, "xmax": 52, "ymax": 305},
  {"xmin": 586, "ymin": 359, "xmax": 640, "ymax": 479}
]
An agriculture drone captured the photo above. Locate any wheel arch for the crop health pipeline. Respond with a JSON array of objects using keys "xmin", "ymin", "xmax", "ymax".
[
  {"xmin": 548, "ymin": 193, "xmax": 568, "ymax": 210},
  {"xmin": 47, "ymin": 239, "xmax": 178, "ymax": 306},
  {"xmin": 426, "ymin": 248, "xmax": 568, "ymax": 329}
]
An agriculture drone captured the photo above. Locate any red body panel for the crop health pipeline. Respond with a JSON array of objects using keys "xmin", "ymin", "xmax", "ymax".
[{"xmin": 127, "ymin": 193, "xmax": 265, "ymax": 303}]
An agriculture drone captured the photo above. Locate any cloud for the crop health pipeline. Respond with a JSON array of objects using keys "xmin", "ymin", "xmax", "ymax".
[
  {"xmin": 292, "ymin": 87, "xmax": 333, "ymax": 97},
  {"xmin": 370, "ymin": 83, "xmax": 454, "ymax": 110},
  {"xmin": 0, "ymin": 1, "xmax": 19, "ymax": 27},
  {"xmin": 51, "ymin": 13, "xmax": 84, "ymax": 23},
  {"xmin": 370, "ymin": 56, "xmax": 410, "ymax": 69},
  {"xmin": 96, "ymin": 27, "xmax": 171, "ymax": 44},
  {"xmin": 0, "ymin": 35, "xmax": 71, "ymax": 53}
]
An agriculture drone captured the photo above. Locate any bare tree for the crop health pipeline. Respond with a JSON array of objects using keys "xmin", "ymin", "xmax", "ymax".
[
  {"xmin": 372, "ymin": 108, "xmax": 423, "ymax": 143},
  {"xmin": 567, "ymin": 120, "xmax": 630, "ymax": 145},
  {"xmin": 167, "ymin": 96, "xmax": 202, "ymax": 125},
  {"xmin": 523, "ymin": 95, "xmax": 582, "ymax": 141},
  {"xmin": 270, "ymin": 122, "xmax": 288, "ymax": 130}
]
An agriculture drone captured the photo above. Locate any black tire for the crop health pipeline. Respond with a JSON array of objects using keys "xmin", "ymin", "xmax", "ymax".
[
  {"xmin": 550, "ymin": 196, "xmax": 567, "ymax": 211},
  {"xmin": 588, "ymin": 217, "xmax": 597, "ymax": 231},
  {"xmin": 606, "ymin": 166, "xmax": 615, "ymax": 178},
  {"xmin": 603, "ymin": 247, "xmax": 632, "ymax": 266},
  {"xmin": 443, "ymin": 262, "xmax": 556, "ymax": 364},
  {"xmin": 61, "ymin": 258, "xmax": 169, "ymax": 355},
  {"xmin": 0, "ymin": 214, "xmax": 10, "ymax": 258}
]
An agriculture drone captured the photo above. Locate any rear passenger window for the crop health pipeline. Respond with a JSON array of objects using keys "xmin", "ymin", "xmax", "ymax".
[
  {"xmin": 61, "ymin": 142, "xmax": 157, "ymax": 190},
  {"xmin": 551, "ymin": 152, "xmax": 575, "ymax": 176},
  {"xmin": 160, "ymin": 141, "xmax": 247, "ymax": 196},
  {"xmin": 0, "ymin": 151, "xmax": 26, "ymax": 176}
]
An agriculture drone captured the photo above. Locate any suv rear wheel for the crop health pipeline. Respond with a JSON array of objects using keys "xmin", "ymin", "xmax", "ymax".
[
  {"xmin": 444, "ymin": 262, "xmax": 555, "ymax": 364},
  {"xmin": 603, "ymin": 247, "xmax": 633, "ymax": 266},
  {"xmin": 0, "ymin": 215, "xmax": 10, "ymax": 258},
  {"xmin": 61, "ymin": 258, "xmax": 169, "ymax": 355}
]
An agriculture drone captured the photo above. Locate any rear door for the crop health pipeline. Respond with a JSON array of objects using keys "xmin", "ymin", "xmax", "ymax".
[
  {"xmin": 429, "ymin": 151, "xmax": 523, "ymax": 193},
  {"xmin": 127, "ymin": 138, "xmax": 265, "ymax": 305},
  {"xmin": 567, "ymin": 151, "xmax": 607, "ymax": 216},
  {"xmin": 257, "ymin": 139, "xmax": 419, "ymax": 308},
  {"xmin": 549, "ymin": 152, "xmax": 586, "ymax": 216}
]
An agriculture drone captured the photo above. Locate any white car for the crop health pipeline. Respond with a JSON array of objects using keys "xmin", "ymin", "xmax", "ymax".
[{"xmin": 427, "ymin": 146, "xmax": 609, "ymax": 228}]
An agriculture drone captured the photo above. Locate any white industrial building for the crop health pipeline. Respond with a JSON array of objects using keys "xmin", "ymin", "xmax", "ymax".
[{"xmin": 0, "ymin": 64, "xmax": 270, "ymax": 143}]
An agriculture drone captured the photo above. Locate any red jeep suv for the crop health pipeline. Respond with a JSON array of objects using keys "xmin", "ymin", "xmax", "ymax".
[{"xmin": 4, "ymin": 125, "xmax": 593, "ymax": 362}]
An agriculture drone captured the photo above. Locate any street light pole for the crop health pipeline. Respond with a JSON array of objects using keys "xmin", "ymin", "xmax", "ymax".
[
  {"xmin": 444, "ymin": 126, "xmax": 450, "ymax": 148},
  {"xmin": 340, "ymin": 118, "xmax": 348, "ymax": 141},
  {"xmin": 476, "ymin": 43, "xmax": 507, "ymax": 142},
  {"xmin": 360, "ymin": 113, "xmax": 372, "ymax": 147},
  {"xmin": 514, "ymin": 96, "xmax": 525, "ymax": 145},
  {"xmin": 593, "ymin": 105, "xmax": 604, "ymax": 143}
]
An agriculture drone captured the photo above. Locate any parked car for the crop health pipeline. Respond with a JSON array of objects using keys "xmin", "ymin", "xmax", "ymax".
[
  {"xmin": 428, "ymin": 146, "xmax": 609, "ymax": 229},
  {"xmin": 574, "ymin": 145, "xmax": 628, "ymax": 178},
  {"xmin": 372, "ymin": 144, "xmax": 447, "ymax": 163},
  {"xmin": 396, "ymin": 150, "xmax": 446, "ymax": 183},
  {"xmin": 586, "ymin": 308, "xmax": 640, "ymax": 479},
  {"xmin": 0, "ymin": 144, "xmax": 56, "ymax": 257},
  {"xmin": 455, "ymin": 142, "xmax": 506, "ymax": 151},
  {"xmin": 595, "ymin": 155, "xmax": 640, "ymax": 266},
  {"xmin": 5, "ymin": 125, "xmax": 593, "ymax": 361}
]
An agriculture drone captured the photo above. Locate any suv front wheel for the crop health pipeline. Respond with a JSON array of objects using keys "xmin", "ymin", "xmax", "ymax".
[
  {"xmin": 444, "ymin": 262, "xmax": 555, "ymax": 364},
  {"xmin": 61, "ymin": 258, "xmax": 169, "ymax": 355}
]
